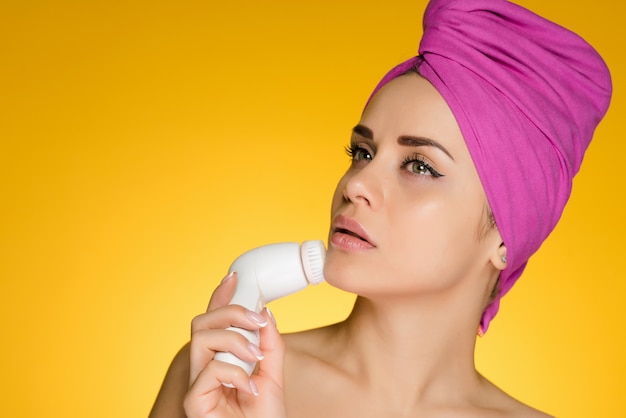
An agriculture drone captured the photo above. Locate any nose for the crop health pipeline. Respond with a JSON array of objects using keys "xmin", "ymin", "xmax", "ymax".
[{"xmin": 342, "ymin": 162, "xmax": 384, "ymax": 210}]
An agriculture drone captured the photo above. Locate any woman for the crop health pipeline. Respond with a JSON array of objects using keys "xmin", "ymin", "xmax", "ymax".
[{"xmin": 150, "ymin": 0, "xmax": 612, "ymax": 416}]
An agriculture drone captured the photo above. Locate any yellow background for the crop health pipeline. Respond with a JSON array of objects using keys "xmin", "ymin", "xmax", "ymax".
[{"xmin": 1, "ymin": 1, "xmax": 624, "ymax": 416}]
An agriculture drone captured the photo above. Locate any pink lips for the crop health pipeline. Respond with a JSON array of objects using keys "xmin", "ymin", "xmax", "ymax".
[{"xmin": 331, "ymin": 215, "xmax": 376, "ymax": 250}]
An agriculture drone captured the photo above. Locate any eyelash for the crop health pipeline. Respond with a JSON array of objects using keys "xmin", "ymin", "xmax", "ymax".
[
  {"xmin": 344, "ymin": 144, "xmax": 371, "ymax": 161},
  {"xmin": 345, "ymin": 144, "xmax": 444, "ymax": 178},
  {"xmin": 401, "ymin": 153, "xmax": 444, "ymax": 178}
]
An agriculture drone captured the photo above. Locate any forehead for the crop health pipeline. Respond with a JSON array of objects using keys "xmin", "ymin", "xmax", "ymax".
[{"xmin": 360, "ymin": 74, "xmax": 465, "ymax": 149}]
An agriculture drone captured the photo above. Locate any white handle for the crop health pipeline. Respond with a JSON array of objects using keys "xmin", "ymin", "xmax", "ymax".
[{"xmin": 213, "ymin": 241, "xmax": 325, "ymax": 377}]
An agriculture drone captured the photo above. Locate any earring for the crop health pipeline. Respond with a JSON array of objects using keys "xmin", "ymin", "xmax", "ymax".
[
  {"xmin": 477, "ymin": 325, "xmax": 485, "ymax": 337},
  {"xmin": 501, "ymin": 255, "xmax": 507, "ymax": 264}
]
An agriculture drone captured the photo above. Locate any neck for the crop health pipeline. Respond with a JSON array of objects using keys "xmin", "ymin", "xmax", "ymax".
[{"xmin": 333, "ymin": 295, "xmax": 483, "ymax": 407}]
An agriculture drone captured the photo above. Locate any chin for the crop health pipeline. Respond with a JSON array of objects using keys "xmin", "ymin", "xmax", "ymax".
[
  {"xmin": 322, "ymin": 255, "xmax": 389, "ymax": 297},
  {"xmin": 323, "ymin": 254, "xmax": 364, "ymax": 293}
]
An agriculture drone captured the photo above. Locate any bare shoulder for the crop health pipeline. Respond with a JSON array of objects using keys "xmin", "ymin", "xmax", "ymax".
[
  {"xmin": 282, "ymin": 329, "xmax": 554, "ymax": 418},
  {"xmin": 282, "ymin": 325, "xmax": 359, "ymax": 416},
  {"xmin": 282, "ymin": 324, "xmax": 347, "ymax": 370},
  {"xmin": 282, "ymin": 325, "xmax": 344, "ymax": 375},
  {"xmin": 282, "ymin": 325, "xmax": 338, "ymax": 351},
  {"xmin": 476, "ymin": 375, "xmax": 554, "ymax": 418},
  {"xmin": 148, "ymin": 342, "xmax": 190, "ymax": 418},
  {"xmin": 495, "ymin": 397, "xmax": 553, "ymax": 418}
]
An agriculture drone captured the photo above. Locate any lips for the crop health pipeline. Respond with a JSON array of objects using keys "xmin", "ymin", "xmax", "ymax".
[{"xmin": 331, "ymin": 214, "xmax": 376, "ymax": 250}]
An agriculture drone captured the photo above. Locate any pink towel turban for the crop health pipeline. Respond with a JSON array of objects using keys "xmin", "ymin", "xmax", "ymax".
[{"xmin": 368, "ymin": 0, "xmax": 612, "ymax": 333}]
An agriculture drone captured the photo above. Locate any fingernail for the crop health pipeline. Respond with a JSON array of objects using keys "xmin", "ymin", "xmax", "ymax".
[
  {"xmin": 248, "ymin": 342, "xmax": 264, "ymax": 360},
  {"xmin": 249, "ymin": 379, "xmax": 259, "ymax": 396},
  {"xmin": 246, "ymin": 310, "xmax": 268, "ymax": 327},
  {"xmin": 221, "ymin": 271, "xmax": 235, "ymax": 284},
  {"xmin": 265, "ymin": 307, "xmax": 276, "ymax": 326}
]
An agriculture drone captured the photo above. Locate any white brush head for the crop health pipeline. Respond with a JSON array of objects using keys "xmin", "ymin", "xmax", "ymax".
[{"xmin": 300, "ymin": 240, "xmax": 326, "ymax": 285}]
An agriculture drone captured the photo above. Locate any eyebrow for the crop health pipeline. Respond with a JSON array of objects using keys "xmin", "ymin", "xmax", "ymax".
[
  {"xmin": 352, "ymin": 124, "xmax": 455, "ymax": 161},
  {"xmin": 352, "ymin": 124, "xmax": 374, "ymax": 139}
]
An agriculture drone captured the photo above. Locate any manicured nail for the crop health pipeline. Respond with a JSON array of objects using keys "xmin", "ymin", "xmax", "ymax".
[
  {"xmin": 221, "ymin": 271, "xmax": 235, "ymax": 284},
  {"xmin": 246, "ymin": 310, "xmax": 268, "ymax": 327},
  {"xmin": 248, "ymin": 342, "xmax": 264, "ymax": 360},
  {"xmin": 265, "ymin": 307, "xmax": 276, "ymax": 326},
  {"xmin": 249, "ymin": 379, "xmax": 259, "ymax": 396}
]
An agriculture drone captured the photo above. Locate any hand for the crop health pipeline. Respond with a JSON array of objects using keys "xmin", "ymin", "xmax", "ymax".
[{"xmin": 183, "ymin": 272, "xmax": 287, "ymax": 418}]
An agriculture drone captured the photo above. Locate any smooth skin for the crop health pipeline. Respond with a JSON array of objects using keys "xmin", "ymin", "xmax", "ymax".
[{"xmin": 149, "ymin": 74, "xmax": 552, "ymax": 417}]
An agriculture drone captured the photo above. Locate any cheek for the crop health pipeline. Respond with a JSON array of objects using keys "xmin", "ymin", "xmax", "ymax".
[
  {"xmin": 387, "ymin": 191, "xmax": 485, "ymax": 281},
  {"xmin": 389, "ymin": 200, "xmax": 450, "ymax": 262}
]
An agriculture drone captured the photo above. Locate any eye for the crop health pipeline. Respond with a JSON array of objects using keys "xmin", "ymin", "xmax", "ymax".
[
  {"xmin": 345, "ymin": 144, "xmax": 373, "ymax": 162},
  {"xmin": 402, "ymin": 155, "xmax": 444, "ymax": 178}
]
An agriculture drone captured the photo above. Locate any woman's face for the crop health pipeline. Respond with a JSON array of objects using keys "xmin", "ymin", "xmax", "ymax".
[{"xmin": 325, "ymin": 74, "xmax": 501, "ymax": 300}]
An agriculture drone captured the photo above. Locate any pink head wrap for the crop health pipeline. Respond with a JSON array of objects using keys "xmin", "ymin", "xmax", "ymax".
[{"xmin": 368, "ymin": 0, "xmax": 612, "ymax": 332}]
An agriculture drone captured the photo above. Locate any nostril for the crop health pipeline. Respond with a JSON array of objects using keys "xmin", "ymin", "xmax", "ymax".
[
  {"xmin": 342, "ymin": 167, "xmax": 378, "ymax": 208},
  {"xmin": 344, "ymin": 187, "xmax": 372, "ymax": 207}
]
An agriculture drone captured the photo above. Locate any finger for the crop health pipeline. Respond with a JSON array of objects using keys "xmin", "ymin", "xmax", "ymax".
[
  {"xmin": 191, "ymin": 305, "xmax": 268, "ymax": 335},
  {"xmin": 184, "ymin": 360, "xmax": 259, "ymax": 418},
  {"xmin": 207, "ymin": 271, "xmax": 238, "ymax": 311},
  {"xmin": 184, "ymin": 359, "xmax": 259, "ymax": 416},
  {"xmin": 255, "ymin": 308, "xmax": 285, "ymax": 388},
  {"xmin": 189, "ymin": 328, "xmax": 265, "ymax": 384}
]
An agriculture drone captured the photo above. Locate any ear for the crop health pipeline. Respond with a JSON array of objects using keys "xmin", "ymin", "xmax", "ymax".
[{"xmin": 489, "ymin": 243, "xmax": 507, "ymax": 271}]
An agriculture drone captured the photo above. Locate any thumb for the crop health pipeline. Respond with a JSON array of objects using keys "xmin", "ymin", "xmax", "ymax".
[
  {"xmin": 206, "ymin": 272, "xmax": 237, "ymax": 311},
  {"xmin": 256, "ymin": 308, "xmax": 285, "ymax": 388}
]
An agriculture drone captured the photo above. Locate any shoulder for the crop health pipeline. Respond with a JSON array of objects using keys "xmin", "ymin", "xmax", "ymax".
[
  {"xmin": 505, "ymin": 401, "xmax": 553, "ymax": 418},
  {"xmin": 282, "ymin": 326, "xmax": 358, "ymax": 416},
  {"xmin": 282, "ymin": 325, "xmax": 344, "ymax": 376},
  {"xmin": 148, "ymin": 343, "xmax": 190, "ymax": 418},
  {"xmin": 282, "ymin": 324, "xmax": 347, "ymax": 372},
  {"xmin": 475, "ymin": 375, "xmax": 554, "ymax": 418}
]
